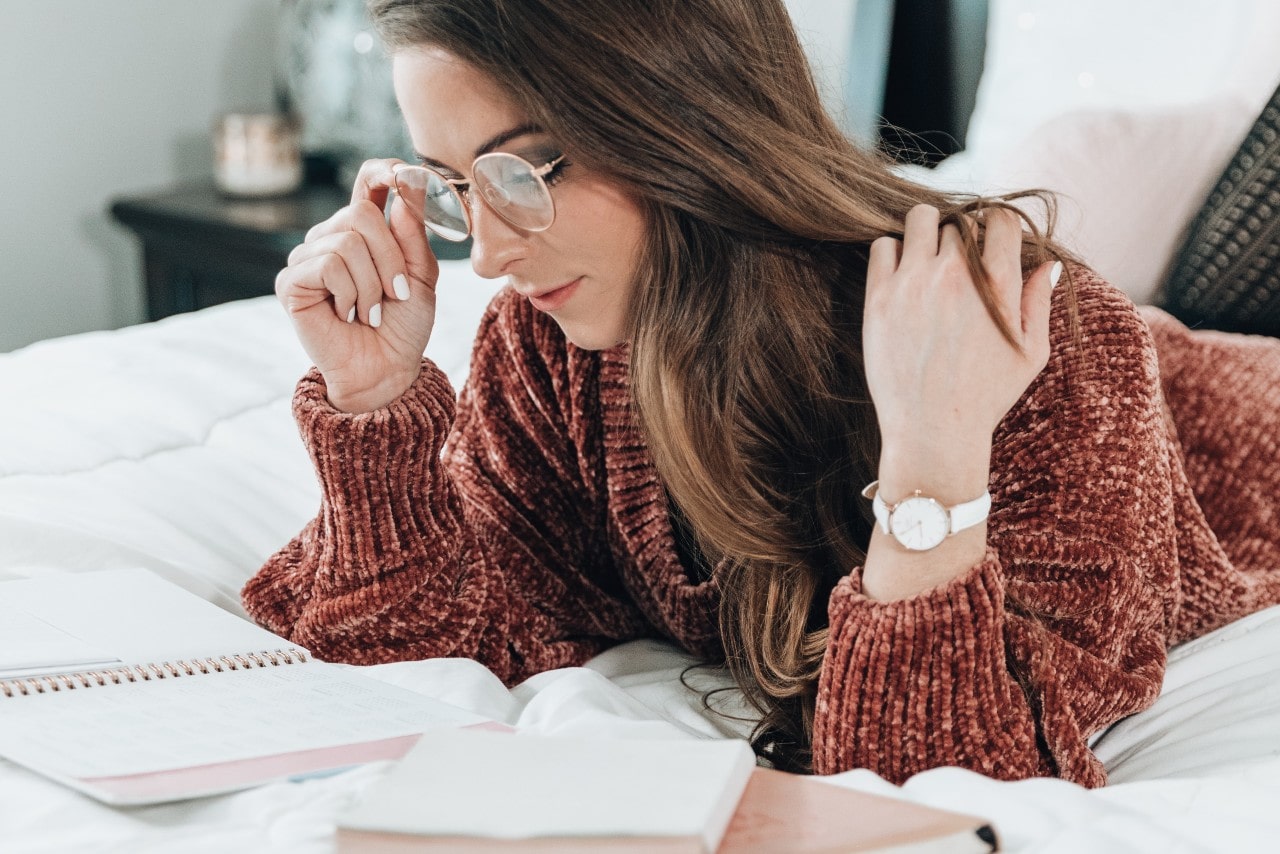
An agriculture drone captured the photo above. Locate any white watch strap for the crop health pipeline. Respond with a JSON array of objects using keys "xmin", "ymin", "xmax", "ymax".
[
  {"xmin": 866, "ymin": 482, "xmax": 892, "ymax": 534},
  {"xmin": 862, "ymin": 481, "xmax": 992, "ymax": 536},
  {"xmin": 947, "ymin": 489, "xmax": 992, "ymax": 535}
]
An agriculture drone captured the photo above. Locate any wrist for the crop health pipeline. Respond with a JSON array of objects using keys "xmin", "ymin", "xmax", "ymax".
[
  {"xmin": 875, "ymin": 440, "xmax": 992, "ymax": 505},
  {"xmin": 325, "ymin": 367, "xmax": 421, "ymax": 414},
  {"xmin": 861, "ymin": 525, "xmax": 988, "ymax": 600}
]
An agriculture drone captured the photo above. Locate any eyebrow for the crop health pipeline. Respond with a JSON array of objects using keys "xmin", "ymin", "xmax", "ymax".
[{"xmin": 414, "ymin": 122, "xmax": 544, "ymax": 174}]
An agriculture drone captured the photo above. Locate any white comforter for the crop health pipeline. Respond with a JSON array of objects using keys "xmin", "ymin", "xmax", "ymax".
[{"xmin": 3, "ymin": 261, "xmax": 1279, "ymax": 853}]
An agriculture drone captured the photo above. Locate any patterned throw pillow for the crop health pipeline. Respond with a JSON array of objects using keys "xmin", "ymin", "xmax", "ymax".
[{"xmin": 1162, "ymin": 82, "xmax": 1280, "ymax": 336}]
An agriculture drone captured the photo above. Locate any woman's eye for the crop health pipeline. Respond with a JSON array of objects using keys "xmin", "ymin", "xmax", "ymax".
[{"xmin": 428, "ymin": 181, "xmax": 468, "ymax": 201}]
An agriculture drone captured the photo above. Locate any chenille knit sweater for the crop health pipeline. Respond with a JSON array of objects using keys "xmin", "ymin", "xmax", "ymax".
[{"xmin": 243, "ymin": 267, "xmax": 1280, "ymax": 787}]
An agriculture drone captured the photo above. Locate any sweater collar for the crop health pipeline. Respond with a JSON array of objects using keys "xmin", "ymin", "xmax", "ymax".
[{"xmin": 594, "ymin": 344, "xmax": 723, "ymax": 658}]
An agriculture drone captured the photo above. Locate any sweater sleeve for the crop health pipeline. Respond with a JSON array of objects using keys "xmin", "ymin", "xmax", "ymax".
[
  {"xmin": 241, "ymin": 291, "xmax": 650, "ymax": 683},
  {"xmin": 813, "ymin": 268, "xmax": 1179, "ymax": 787}
]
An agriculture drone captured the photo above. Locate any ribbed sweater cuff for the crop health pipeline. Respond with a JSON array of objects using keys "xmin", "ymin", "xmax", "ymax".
[
  {"xmin": 816, "ymin": 550, "xmax": 1015, "ymax": 778},
  {"xmin": 828, "ymin": 547, "xmax": 1004, "ymax": 616},
  {"xmin": 292, "ymin": 361, "xmax": 461, "ymax": 587}
]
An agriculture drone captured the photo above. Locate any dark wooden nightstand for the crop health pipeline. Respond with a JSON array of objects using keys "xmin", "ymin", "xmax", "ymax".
[{"xmin": 110, "ymin": 181, "xmax": 471, "ymax": 321}]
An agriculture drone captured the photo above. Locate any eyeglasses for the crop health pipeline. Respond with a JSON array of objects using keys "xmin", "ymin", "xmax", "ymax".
[{"xmin": 393, "ymin": 152, "xmax": 566, "ymax": 242}]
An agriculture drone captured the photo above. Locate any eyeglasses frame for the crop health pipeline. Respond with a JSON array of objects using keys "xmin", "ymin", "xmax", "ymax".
[{"xmin": 395, "ymin": 151, "xmax": 567, "ymax": 242}]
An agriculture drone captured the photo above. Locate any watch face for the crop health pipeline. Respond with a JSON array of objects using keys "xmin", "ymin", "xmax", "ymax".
[{"xmin": 889, "ymin": 496, "xmax": 949, "ymax": 551}]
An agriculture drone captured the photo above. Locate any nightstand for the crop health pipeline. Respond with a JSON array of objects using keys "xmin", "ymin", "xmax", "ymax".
[{"xmin": 110, "ymin": 181, "xmax": 470, "ymax": 321}]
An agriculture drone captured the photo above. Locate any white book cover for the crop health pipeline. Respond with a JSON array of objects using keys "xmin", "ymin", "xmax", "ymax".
[{"xmin": 338, "ymin": 728, "xmax": 759, "ymax": 852}]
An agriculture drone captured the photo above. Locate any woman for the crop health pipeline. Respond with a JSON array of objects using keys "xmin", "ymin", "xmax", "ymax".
[{"xmin": 243, "ymin": 0, "xmax": 1280, "ymax": 785}]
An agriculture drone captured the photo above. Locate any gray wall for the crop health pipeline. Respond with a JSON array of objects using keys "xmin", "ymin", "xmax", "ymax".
[{"xmin": 0, "ymin": 1, "xmax": 277, "ymax": 352}]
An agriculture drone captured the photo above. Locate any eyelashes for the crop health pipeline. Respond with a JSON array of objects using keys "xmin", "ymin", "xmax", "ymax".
[{"xmin": 542, "ymin": 157, "xmax": 570, "ymax": 187}]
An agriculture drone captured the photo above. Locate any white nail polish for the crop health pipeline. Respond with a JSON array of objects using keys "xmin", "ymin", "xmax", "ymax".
[
  {"xmin": 1049, "ymin": 261, "xmax": 1063, "ymax": 289},
  {"xmin": 393, "ymin": 273, "xmax": 410, "ymax": 301},
  {"xmin": 346, "ymin": 306, "xmax": 357, "ymax": 323},
  {"xmin": 370, "ymin": 303, "xmax": 382, "ymax": 328}
]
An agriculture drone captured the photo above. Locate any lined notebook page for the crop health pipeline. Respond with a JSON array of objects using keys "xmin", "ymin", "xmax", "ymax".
[
  {"xmin": 0, "ymin": 604, "xmax": 119, "ymax": 677},
  {"xmin": 0, "ymin": 569, "xmax": 486, "ymax": 795},
  {"xmin": 0, "ymin": 661, "xmax": 482, "ymax": 778}
]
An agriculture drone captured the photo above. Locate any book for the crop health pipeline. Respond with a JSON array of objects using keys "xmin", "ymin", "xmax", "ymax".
[
  {"xmin": 335, "ymin": 730, "xmax": 998, "ymax": 854},
  {"xmin": 720, "ymin": 767, "xmax": 998, "ymax": 853},
  {"xmin": 335, "ymin": 728, "xmax": 759, "ymax": 852},
  {"xmin": 0, "ymin": 568, "xmax": 486, "ymax": 805}
]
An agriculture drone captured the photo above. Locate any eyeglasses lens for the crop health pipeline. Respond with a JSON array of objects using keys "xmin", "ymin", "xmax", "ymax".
[
  {"xmin": 394, "ymin": 166, "xmax": 469, "ymax": 242},
  {"xmin": 473, "ymin": 154, "xmax": 555, "ymax": 232}
]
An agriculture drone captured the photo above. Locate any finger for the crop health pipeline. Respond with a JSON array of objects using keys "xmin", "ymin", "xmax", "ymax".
[
  {"xmin": 350, "ymin": 199, "xmax": 411, "ymax": 303},
  {"xmin": 867, "ymin": 235, "xmax": 900, "ymax": 285},
  {"xmin": 976, "ymin": 209, "xmax": 1028, "ymax": 334},
  {"xmin": 276, "ymin": 253, "xmax": 360, "ymax": 324},
  {"xmin": 938, "ymin": 221, "xmax": 965, "ymax": 256},
  {"xmin": 288, "ymin": 230, "xmax": 385, "ymax": 312},
  {"xmin": 981, "ymin": 207, "xmax": 1024, "ymax": 285},
  {"xmin": 901, "ymin": 204, "xmax": 941, "ymax": 265},
  {"xmin": 302, "ymin": 200, "xmax": 381, "ymax": 244},
  {"xmin": 1021, "ymin": 260, "xmax": 1060, "ymax": 361},
  {"xmin": 387, "ymin": 179, "xmax": 440, "ymax": 297},
  {"xmin": 296, "ymin": 201, "xmax": 408, "ymax": 306},
  {"xmin": 349, "ymin": 157, "xmax": 407, "ymax": 210}
]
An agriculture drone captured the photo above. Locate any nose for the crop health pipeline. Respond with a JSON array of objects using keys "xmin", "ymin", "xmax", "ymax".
[{"xmin": 467, "ymin": 192, "xmax": 527, "ymax": 280}]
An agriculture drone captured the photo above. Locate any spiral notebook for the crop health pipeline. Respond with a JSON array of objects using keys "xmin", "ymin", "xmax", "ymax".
[{"xmin": 0, "ymin": 569, "xmax": 486, "ymax": 805}]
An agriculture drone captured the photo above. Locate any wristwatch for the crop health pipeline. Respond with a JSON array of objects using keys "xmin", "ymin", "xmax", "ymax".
[{"xmin": 861, "ymin": 481, "xmax": 992, "ymax": 552}]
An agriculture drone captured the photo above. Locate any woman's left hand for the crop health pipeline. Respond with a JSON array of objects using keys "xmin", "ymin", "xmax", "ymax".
[{"xmin": 862, "ymin": 204, "xmax": 1060, "ymax": 500}]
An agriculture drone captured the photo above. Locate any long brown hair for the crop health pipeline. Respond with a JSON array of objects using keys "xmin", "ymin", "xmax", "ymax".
[{"xmin": 370, "ymin": 0, "xmax": 1072, "ymax": 771}]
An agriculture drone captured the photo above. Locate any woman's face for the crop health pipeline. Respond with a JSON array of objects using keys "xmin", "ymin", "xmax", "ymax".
[{"xmin": 393, "ymin": 48, "xmax": 647, "ymax": 350}]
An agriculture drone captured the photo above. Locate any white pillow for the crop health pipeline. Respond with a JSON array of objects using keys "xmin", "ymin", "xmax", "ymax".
[
  {"xmin": 979, "ymin": 99, "xmax": 1255, "ymax": 305},
  {"xmin": 956, "ymin": 0, "xmax": 1280, "ymax": 305},
  {"xmin": 966, "ymin": 0, "xmax": 1280, "ymax": 166}
]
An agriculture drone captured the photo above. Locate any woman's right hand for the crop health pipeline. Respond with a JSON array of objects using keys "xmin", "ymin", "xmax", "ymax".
[{"xmin": 275, "ymin": 158, "xmax": 440, "ymax": 413}]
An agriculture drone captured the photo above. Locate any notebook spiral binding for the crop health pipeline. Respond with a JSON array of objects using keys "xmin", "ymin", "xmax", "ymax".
[{"xmin": 0, "ymin": 648, "xmax": 310, "ymax": 698}]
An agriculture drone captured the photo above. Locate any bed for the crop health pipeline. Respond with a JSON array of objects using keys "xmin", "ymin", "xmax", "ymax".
[
  {"xmin": 7, "ymin": 6, "xmax": 1280, "ymax": 852},
  {"xmin": 7, "ymin": 263, "xmax": 1280, "ymax": 850},
  {"xmin": 5, "ymin": 257, "xmax": 1280, "ymax": 853}
]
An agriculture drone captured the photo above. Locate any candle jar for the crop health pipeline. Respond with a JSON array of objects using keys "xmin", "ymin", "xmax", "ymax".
[{"xmin": 213, "ymin": 112, "xmax": 304, "ymax": 198}]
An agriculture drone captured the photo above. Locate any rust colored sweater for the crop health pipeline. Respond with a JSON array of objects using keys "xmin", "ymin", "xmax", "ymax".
[{"xmin": 243, "ymin": 268, "xmax": 1280, "ymax": 786}]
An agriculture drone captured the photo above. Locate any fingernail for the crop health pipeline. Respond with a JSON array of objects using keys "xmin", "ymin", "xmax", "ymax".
[
  {"xmin": 393, "ymin": 273, "xmax": 410, "ymax": 301},
  {"xmin": 369, "ymin": 303, "xmax": 382, "ymax": 328},
  {"xmin": 346, "ymin": 306, "xmax": 357, "ymax": 323},
  {"xmin": 1049, "ymin": 261, "xmax": 1063, "ymax": 289}
]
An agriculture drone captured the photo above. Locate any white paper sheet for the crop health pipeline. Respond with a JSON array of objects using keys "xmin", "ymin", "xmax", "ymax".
[{"xmin": 0, "ymin": 604, "xmax": 119, "ymax": 676}]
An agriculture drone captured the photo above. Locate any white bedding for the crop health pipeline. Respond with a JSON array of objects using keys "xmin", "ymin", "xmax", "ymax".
[{"xmin": 4, "ymin": 261, "xmax": 1280, "ymax": 853}]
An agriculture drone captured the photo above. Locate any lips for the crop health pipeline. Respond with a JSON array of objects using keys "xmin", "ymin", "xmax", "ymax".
[{"xmin": 526, "ymin": 277, "xmax": 582, "ymax": 313}]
